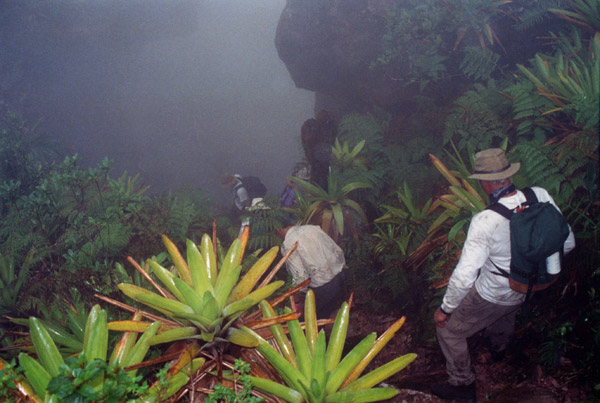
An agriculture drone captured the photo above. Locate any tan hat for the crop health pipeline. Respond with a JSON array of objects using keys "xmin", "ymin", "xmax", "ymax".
[
  {"xmin": 468, "ymin": 148, "xmax": 521, "ymax": 180},
  {"xmin": 220, "ymin": 173, "xmax": 237, "ymax": 188}
]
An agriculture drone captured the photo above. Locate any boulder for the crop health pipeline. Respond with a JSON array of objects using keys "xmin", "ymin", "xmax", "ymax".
[{"xmin": 275, "ymin": 0, "xmax": 417, "ymax": 114}]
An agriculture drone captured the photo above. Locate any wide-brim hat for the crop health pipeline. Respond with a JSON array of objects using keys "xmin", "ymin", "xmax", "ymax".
[
  {"xmin": 468, "ymin": 148, "xmax": 521, "ymax": 180},
  {"xmin": 220, "ymin": 174, "xmax": 237, "ymax": 188}
]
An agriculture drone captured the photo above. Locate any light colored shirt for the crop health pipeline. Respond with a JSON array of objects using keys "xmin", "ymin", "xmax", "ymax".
[
  {"xmin": 281, "ymin": 225, "xmax": 345, "ymax": 288},
  {"xmin": 441, "ymin": 187, "xmax": 575, "ymax": 314},
  {"xmin": 232, "ymin": 175, "xmax": 250, "ymax": 211}
]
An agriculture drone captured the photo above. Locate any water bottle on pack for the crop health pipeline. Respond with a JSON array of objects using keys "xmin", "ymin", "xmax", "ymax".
[{"xmin": 545, "ymin": 251, "xmax": 561, "ymax": 275}]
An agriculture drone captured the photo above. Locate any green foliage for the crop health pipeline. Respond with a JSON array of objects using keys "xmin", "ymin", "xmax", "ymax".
[
  {"xmin": 512, "ymin": 0, "xmax": 565, "ymax": 31},
  {"xmin": 0, "ymin": 155, "xmax": 148, "ymax": 274},
  {"xmin": 0, "ymin": 119, "xmax": 215, "ymax": 312},
  {"xmin": 242, "ymin": 297, "xmax": 414, "ymax": 403},
  {"xmin": 0, "ymin": 251, "xmax": 34, "ymax": 316},
  {"xmin": 288, "ymin": 174, "xmax": 370, "ymax": 243},
  {"xmin": 513, "ymin": 140, "xmax": 587, "ymax": 205},
  {"xmin": 504, "ymin": 79, "xmax": 555, "ymax": 141},
  {"xmin": 116, "ymin": 233, "xmax": 283, "ymax": 345},
  {"xmin": 336, "ymin": 112, "xmax": 390, "ymax": 193},
  {"xmin": 331, "ymin": 138, "xmax": 367, "ymax": 172},
  {"xmin": 372, "ymin": 0, "xmax": 448, "ymax": 90},
  {"xmin": 374, "ymin": 181, "xmax": 433, "ymax": 257},
  {"xmin": 144, "ymin": 188, "xmax": 214, "ymax": 245},
  {"xmin": 513, "ymin": 30, "xmax": 599, "ymax": 138},
  {"xmin": 460, "ymin": 46, "xmax": 500, "ymax": 81},
  {"xmin": 540, "ymin": 322, "xmax": 573, "ymax": 367},
  {"xmin": 444, "ymin": 79, "xmax": 512, "ymax": 152},
  {"xmin": 373, "ymin": 0, "xmax": 515, "ymax": 88},
  {"xmin": 549, "ymin": 0, "xmax": 600, "ymax": 33},
  {"xmin": 0, "ymin": 359, "xmax": 21, "ymax": 401},
  {"xmin": 46, "ymin": 354, "xmax": 149, "ymax": 402},
  {"xmin": 336, "ymin": 111, "xmax": 441, "ymax": 205},
  {"xmin": 242, "ymin": 203, "xmax": 290, "ymax": 251},
  {"xmin": 0, "ymin": 112, "xmax": 60, "ymax": 191},
  {"xmin": 206, "ymin": 359, "xmax": 265, "ymax": 403},
  {"xmin": 447, "ymin": 0, "xmax": 508, "ymax": 45},
  {"xmin": 15, "ymin": 304, "xmax": 199, "ymax": 402}
]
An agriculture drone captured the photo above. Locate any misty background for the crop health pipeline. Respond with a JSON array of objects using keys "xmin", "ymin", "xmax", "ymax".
[{"xmin": 3, "ymin": 0, "xmax": 314, "ymax": 209}]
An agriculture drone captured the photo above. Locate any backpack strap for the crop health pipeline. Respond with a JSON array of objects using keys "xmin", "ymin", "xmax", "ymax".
[
  {"xmin": 486, "ymin": 202, "xmax": 513, "ymax": 220},
  {"xmin": 521, "ymin": 187, "xmax": 538, "ymax": 205},
  {"xmin": 233, "ymin": 177, "xmax": 244, "ymax": 192},
  {"xmin": 490, "ymin": 260, "xmax": 510, "ymax": 278},
  {"xmin": 485, "ymin": 187, "xmax": 530, "ymax": 279},
  {"xmin": 486, "ymin": 187, "xmax": 537, "ymax": 218}
]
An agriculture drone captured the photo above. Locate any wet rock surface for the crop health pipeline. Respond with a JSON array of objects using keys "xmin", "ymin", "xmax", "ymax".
[{"xmin": 274, "ymin": 0, "xmax": 417, "ymax": 113}]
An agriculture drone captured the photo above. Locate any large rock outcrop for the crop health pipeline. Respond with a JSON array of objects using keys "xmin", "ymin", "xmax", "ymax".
[{"xmin": 275, "ymin": 0, "xmax": 415, "ymax": 115}]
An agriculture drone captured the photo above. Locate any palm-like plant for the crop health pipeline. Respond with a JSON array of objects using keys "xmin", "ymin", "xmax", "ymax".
[{"xmin": 287, "ymin": 174, "xmax": 371, "ymax": 243}]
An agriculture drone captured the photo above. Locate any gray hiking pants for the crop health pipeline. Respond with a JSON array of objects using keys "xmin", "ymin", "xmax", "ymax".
[{"xmin": 436, "ymin": 287, "xmax": 520, "ymax": 386}]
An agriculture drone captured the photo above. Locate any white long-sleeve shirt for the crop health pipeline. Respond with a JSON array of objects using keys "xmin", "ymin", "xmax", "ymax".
[
  {"xmin": 441, "ymin": 187, "xmax": 575, "ymax": 314},
  {"xmin": 281, "ymin": 225, "xmax": 345, "ymax": 288}
]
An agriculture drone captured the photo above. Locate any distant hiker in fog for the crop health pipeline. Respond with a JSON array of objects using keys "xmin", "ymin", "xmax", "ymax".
[
  {"xmin": 221, "ymin": 173, "xmax": 250, "ymax": 214},
  {"xmin": 220, "ymin": 173, "xmax": 268, "ymax": 235},
  {"xmin": 431, "ymin": 149, "xmax": 575, "ymax": 401},
  {"xmin": 276, "ymin": 224, "xmax": 346, "ymax": 319},
  {"xmin": 220, "ymin": 173, "xmax": 267, "ymax": 213},
  {"xmin": 279, "ymin": 162, "xmax": 311, "ymax": 208},
  {"xmin": 301, "ymin": 110, "xmax": 337, "ymax": 191}
]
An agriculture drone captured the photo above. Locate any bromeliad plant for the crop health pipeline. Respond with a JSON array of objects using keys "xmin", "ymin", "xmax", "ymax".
[
  {"xmin": 15, "ymin": 304, "xmax": 204, "ymax": 402},
  {"xmin": 426, "ymin": 151, "xmax": 487, "ymax": 241},
  {"xmin": 287, "ymin": 174, "xmax": 370, "ymax": 243},
  {"xmin": 0, "ymin": 251, "xmax": 33, "ymax": 317},
  {"xmin": 9, "ymin": 295, "xmax": 90, "ymax": 357},
  {"xmin": 515, "ymin": 31, "xmax": 599, "ymax": 138},
  {"xmin": 330, "ymin": 139, "xmax": 367, "ymax": 172},
  {"xmin": 109, "ymin": 228, "xmax": 285, "ymax": 346},
  {"xmin": 236, "ymin": 291, "xmax": 416, "ymax": 403}
]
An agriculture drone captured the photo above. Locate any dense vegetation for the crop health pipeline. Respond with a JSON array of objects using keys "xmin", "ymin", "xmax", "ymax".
[{"xmin": 0, "ymin": 0, "xmax": 598, "ymax": 401}]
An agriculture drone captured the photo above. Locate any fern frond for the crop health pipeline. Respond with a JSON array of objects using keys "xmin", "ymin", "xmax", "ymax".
[
  {"xmin": 460, "ymin": 46, "xmax": 500, "ymax": 81},
  {"xmin": 513, "ymin": 0, "xmax": 566, "ymax": 31}
]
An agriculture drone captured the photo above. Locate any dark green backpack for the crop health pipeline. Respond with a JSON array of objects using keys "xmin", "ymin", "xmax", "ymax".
[{"xmin": 487, "ymin": 187, "xmax": 570, "ymax": 298}]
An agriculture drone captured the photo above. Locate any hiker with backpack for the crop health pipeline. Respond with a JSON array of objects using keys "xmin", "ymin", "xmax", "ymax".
[
  {"xmin": 220, "ymin": 173, "xmax": 267, "ymax": 213},
  {"xmin": 431, "ymin": 148, "xmax": 575, "ymax": 401}
]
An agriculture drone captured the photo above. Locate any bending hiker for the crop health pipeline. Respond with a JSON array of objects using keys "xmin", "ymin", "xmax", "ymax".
[
  {"xmin": 431, "ymin": 148, "xmax": 575, "ymax": 401},
  {"xmin": 276, "ymin": 224, "xmax": 346, "ymax": 319}
]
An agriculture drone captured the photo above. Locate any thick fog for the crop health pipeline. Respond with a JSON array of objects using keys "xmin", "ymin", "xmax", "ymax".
[{"xmin": 5, "ymin": 0, "xmax": 314, "ymax": 208}]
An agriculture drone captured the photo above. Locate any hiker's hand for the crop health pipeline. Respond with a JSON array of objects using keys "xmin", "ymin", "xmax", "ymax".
[{"xmin": 434, "ymin": 308, "xmax": 448, "ymax": 328}]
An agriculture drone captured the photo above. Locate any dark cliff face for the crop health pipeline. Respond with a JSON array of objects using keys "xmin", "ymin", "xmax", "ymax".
[{"xmin": 274, "ymin": 0, "xmax": 417, "ymax": 115}]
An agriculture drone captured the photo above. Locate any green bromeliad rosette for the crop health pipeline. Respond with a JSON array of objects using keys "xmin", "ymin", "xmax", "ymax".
[
  {"xmin": 113, "ymin": 228, "xmax": 284, "ymax": 347},
  {"xmin": 15, "ymin": 304, "xmax": 204, "ymax": 402},
  {"xmin": 235, "ymin": 290, "xmax": 417, "ymax": 403}
]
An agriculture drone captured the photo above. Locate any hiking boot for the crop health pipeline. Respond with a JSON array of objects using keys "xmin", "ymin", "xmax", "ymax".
[{"xmin": 431, "ymin": 381, "xmax": 476, "ymax": 401}]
